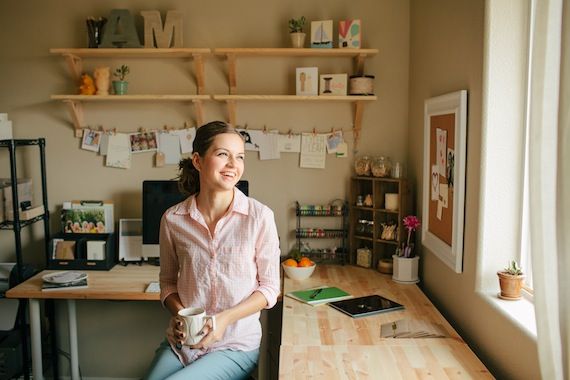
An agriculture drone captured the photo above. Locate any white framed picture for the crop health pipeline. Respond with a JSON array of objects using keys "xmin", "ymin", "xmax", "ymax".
[
  {"xmin": 319, "ymin": 74, "xmax": 347, "ymax": 96},
  {"xmin": 296, "ymin": 67, "xmax": 319, "ymax": 96},
  {"xmin": 81, "ymin": 129, "xmax": 102, "ymax": 152},
  {"xmin": 311, "ymin": 20, "xmax": 333, "ymax": 48}
]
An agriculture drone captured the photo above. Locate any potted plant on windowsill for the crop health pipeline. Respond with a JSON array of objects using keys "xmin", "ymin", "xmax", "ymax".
[
  {"xmin": 289, "ymin": 16, "xmax": 306, "ymax": 48},
  {"xmin": 112, "ymin": 64, "xmax": 130, "ymax": 95},
  {"xmin": 497, "ymin": 260, "xmax": 525, "ymax": 300},
  {"xmin": 392, "ymin": 215, "xmax": 421, "ymax": 284}
]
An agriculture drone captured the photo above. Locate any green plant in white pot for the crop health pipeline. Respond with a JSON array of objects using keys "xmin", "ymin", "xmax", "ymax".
[
  {"xmin": 288, "ymin": 16, "xmax": 306, "ymax": 48},
  {"xmin": 112, "ymin": 64, "xmax": 130, "ymax": 95}
]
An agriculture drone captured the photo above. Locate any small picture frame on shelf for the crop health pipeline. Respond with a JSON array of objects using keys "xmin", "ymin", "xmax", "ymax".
[
  {"xmin": 311, "ymin": 20, "xmax": 333, "ymax": 48},
  {"xmin": 296, "ymin": 67, "xmax": 319, "ymax": 96},
  {"xmin": 319, "ymin": 74, "xmax": 347, "ymax": 96},
  {"xmin": 339, "ymin": 19, "xmax": 361, "ymax": 48}
]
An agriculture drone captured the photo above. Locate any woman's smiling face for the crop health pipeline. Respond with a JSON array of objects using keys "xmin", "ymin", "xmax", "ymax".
[{"xmin": 193, "ymin": 132, "xmax": 245, "ymax": 193}]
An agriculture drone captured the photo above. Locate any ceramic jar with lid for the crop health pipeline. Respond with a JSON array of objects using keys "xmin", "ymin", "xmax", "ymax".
[
  {"xmin": 354, "ymin": 156, "xmax": 371, "ymax": 176},
  {"xmin": 371, "ymin": 156, "xmax": 392, "ymax": 177}
]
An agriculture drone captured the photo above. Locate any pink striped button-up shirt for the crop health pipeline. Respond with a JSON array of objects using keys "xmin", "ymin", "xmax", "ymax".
[{"xmin": 159, "ymin": 188, "xmax": 281, "ymax": 365}]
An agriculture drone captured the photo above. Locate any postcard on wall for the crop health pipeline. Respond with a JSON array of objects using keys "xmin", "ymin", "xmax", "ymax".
[
  {"xmin": 300, "ymin": 133, "xmax": 326, "ymax": 169},
  {"xmin": 339, "ymin": 19, "xmax": 361, "ymax": 48},
  {"xmin": 431, "ymin": 164, "xmax": 439, "ymax": 200},
  {"xmin": 158, "ymin": 132, "xmax": 181, "ymax": 165},
  {"xmin": 172, "ymin": 127, "xmax": 196, "ymax": 154},
  {"xmin": 129, "ymin": 131, "xmax": 158, "ymax": 153},
  {"xmin": 98, "ymin": 133, "xmax": 109, "ymax": 155},
  {"xmin": 439, "ymin": 183, "xmax": 449, "ymax": 208},
  {"xmin": 81, "ymin": 129, "xmax": 102, "ymax": 152},
  {"xmin": 278, "ymin": 133, "xmax": 301, "ymax": 153},
  {"xmin": 326, "ymin": 130, "xmax": 345, "ymax": 153},
  {"xmin": 446, "ymin": 148, "xmax": 455, "ymax": 187},
  {"xmin": 296, "ymin": 67, "xmax": 319, "ymax": 96},
  {"xmin": 106, "ymin": 133, "xmax": 131, "ymax": 169},
  {"xmin": 335, "ymin": 142, "xmax": 348, "ymax": 158},
  {"xmin": 311, "ymin": 20, "xmax": 333, "ymax": 48},
  {"xmin": 237, "ymin": 129, "xmax": 262, "ymax": 151},
  {"xmin": 436, "ymin": 128, "xmax": 447, "ymax": 176},
  {"xmin": 257, "ymin": 131, "xmax": 281, "ymax": 160},
  {"xmin": 319, "ymin": 74, "xmax": 347, "ymax": 96}
]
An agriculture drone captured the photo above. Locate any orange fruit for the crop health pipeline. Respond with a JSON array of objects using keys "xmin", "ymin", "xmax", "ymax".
[
  {"xmin": 298, "ymin": 257, "xmax": 314, "ymax": 267},
  {"xmin": 283, "ymin": 258, "xmax": 298, "ymax": 267}
]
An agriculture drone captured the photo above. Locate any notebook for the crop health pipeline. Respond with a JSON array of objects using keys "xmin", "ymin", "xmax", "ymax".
[
  {"xmin": 328, "ymin": 294, "xmax": 404, "ymax": 318},
  {"xmin": 285, "ymin": 286, "xmax": 353, "ymax": 306}
]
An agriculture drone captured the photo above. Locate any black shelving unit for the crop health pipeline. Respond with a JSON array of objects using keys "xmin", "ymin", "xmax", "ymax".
[
  {"xmin": 0, "ymin": 138, "xmax": 57, "ymax": 380},
  {"xmin": 295, "ymin": 200, "xmax": 348, "ymax": 264}
]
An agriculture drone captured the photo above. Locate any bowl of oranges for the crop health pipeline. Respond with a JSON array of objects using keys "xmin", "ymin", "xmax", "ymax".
[{"xmin": 282, "ymin": 254, "xmax": 316, "ymax": 281}]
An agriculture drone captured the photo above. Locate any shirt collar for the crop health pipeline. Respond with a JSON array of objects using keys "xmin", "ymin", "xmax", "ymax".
[{"xmin": 173, "ymin": 187, "xmax": 249, "ymax": 217}]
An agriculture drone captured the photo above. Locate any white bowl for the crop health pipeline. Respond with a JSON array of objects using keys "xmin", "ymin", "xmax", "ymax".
[{"xmin": 282, "ymin": 262, "xmax": 316, "ymax": 280}]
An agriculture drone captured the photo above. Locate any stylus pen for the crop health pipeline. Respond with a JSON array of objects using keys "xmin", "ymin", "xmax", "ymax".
[{"xmin": 309, "ymin": 288, "xmax": 323, "ymax": 299}]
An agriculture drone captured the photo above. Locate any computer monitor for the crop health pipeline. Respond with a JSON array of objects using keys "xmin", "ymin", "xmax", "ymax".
[{"xmin": 141, "ymin": 180, "xmax": 249, "ymax": 259}]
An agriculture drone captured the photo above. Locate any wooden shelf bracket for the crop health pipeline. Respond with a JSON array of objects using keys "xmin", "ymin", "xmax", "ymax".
[
  {"xmin": 226, "ymin": 99, "xmax": 237, "ymax": 125},
  {"xmin": 192, "ymin": 99, "xmax": 204, "ymax": 127},
  {"xmin": 63, "ymin": 53, "xmax": 82, "ymax": 81},
  {"xmin": 192, "ymin": 53, "xmax": 206, "ymax": 95},
  {"xmin": 353, "ymin": 100, "xmax": 364, "ymax": 149},
  {"xmin": 355, "ymin": 53, "xmax": 366, "ymax": 75},
  {"xmin": 63, "ymin": 100, "xmax": 85, "ymax": 137},
  {"xmin": 226, "ymin": 54, "xmax": 237, "ymax": 95}
]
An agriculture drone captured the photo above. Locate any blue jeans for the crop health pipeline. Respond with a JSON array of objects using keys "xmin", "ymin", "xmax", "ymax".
[{"xmin": 144, "ymin": 340, "xmax": 259, "ymax": 380}]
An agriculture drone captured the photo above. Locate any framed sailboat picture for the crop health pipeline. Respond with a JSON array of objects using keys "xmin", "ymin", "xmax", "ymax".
[
  {"xmin": 311, "ymin": 20, "xmax": 333, "ymax": 48},
  {"xmin": 339, "ymin": 19, "xmax": 361, "ymax": 48}
]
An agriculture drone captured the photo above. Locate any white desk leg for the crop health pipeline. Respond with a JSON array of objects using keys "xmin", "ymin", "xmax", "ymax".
[
  {"xmin": 67, "ymin": 300, "xmax": 80, "ymax": 380},
  {"xmin": 29, "ymin": 299, "xmax": 44, "ymax": 380}
]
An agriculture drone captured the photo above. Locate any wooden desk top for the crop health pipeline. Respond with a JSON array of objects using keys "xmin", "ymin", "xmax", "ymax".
[
  {"xmin": 279, "ymin": 265, "xmax": 493, "ymax": 379},
  {"xmin": 5, "ymin": 265, "xmax": 160, "ymax": 301}
]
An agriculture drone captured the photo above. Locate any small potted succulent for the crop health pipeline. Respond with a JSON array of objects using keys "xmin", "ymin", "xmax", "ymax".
[
  {"xmin": 112, "ymin": 64, "xmax": 130, "ymax": 95},
  {"xmin": 392, "ymin": 215, "xmax": 421, "ymax": 284},
  {"xmin": 497, "ymin": 260, "xmax": 525, "ymax": 300},
  {"xmin": 288, "ymin": 16, "xmax": 306, "ymax": 48}
]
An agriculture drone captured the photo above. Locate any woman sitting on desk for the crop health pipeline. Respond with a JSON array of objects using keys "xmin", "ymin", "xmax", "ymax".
[{"xmin": 144, "ymin": 121, "xmax": 281, "ymax": 380}]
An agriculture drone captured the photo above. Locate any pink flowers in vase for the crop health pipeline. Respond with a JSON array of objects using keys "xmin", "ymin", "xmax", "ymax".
[{"xmin": 399, "ymin": 215, "xmax": 421, "ymax": 258}]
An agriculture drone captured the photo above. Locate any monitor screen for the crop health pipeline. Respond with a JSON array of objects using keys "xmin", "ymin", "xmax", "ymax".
[{"xmin": 141, "ymin": 180, "xmax": 249, "ymax": 258}]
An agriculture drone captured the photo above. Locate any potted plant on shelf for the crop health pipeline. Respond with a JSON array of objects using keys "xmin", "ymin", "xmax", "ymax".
[
  {"xmin": 392, "ymin": 215, "xmax": 421, "ymax": 284},
  {"xmin": 288, "ymin": 16, "xmax": 306, "ymax": 48},
  {"xmin": 112, "ymin": 64, "xmax": 130, "ymax": 95},
  {"xmin": 497, "ymin": 260, "xmax": 525, "ymax": 300}
]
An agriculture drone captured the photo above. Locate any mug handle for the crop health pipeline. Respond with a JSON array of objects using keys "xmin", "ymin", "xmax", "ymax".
[{"xmin": 204, "ymin": 315, "xmax": 216, "ymax": 332}]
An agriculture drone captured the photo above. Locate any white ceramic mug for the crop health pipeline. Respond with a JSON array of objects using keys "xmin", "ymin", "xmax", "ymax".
[{"xmin": 177, "ymin": 307, "xmax": 216, "ymax": 346}]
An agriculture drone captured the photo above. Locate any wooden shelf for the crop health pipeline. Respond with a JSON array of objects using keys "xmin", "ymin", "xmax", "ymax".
[
  {"xmin": 212, "ymin": 95, "xmax": 376, "ymax": 101},
  {"xmin": 52, "ymin": 95, "xmax": 209, "ymax": 137},
  {"xmin": 50, "ymin": 48, "xmax": 211, "ymax": 58},
  {"xmin": 213, "ymin": 47, "xmax": 378, "ymax": 57},
  {"xmin": 51, "ymin": 95, "xmax": 210, "ymax": 101}
]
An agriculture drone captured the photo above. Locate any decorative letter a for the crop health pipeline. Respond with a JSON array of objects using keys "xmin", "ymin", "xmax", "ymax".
[{"xmin": 99, "ymin": 9, "xmax": 142, "ymax": 48}]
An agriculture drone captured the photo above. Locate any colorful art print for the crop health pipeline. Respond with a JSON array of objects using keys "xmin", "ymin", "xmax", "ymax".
[
  {"xmin": 129, "ymin": 131, "xmax": 158, "ymax": 153},
  {"xmin": 81, "ymin": 129, "xmax": 102, "ymax": 152},
  {"xmin": 319, "ymin": 74, "xmax": 348, "ymax": 96},
  {"xmin": 339, "ymin": 19, "xmax": 361, "ymax": 48},
  {"xmin": 62, "ymin": 209, "xmax": 106, "ymax": 233},
  {"xmin": 311, "ymin": 20, "xmax": 333, "ymax": 48},
  {"xmin": 296, "ymin": 67, "xmax": 319, "ymax": 96}
]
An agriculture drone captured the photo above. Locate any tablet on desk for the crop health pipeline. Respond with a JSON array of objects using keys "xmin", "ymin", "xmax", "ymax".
[{"xmin": 328, "ymin": 295, "xmax": 404, "ymax": 318}]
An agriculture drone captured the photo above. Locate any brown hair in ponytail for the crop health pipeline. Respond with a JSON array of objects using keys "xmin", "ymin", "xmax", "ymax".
[{"xmin": 177, "ymin": 121, "xmax": 243, "ymax": 196}]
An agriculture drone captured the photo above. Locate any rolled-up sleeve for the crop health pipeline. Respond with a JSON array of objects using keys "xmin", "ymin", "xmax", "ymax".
[
  {"xmin": 254, "ymin": 207, "xmax": 281, "ymax": 309},
  {"xmin": 159, "ymin": 212, "xmax": 179, "ymax": 305}
]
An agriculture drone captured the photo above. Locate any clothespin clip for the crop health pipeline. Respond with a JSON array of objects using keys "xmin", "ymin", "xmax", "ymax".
[
  {"xmin": 263, "ymin": 125, "xmax": 267, "ymax": 134},
  {"xmin": 288, "ymin": 129, "xmax": 293, "ymax": 138},
  {"xmin": 184, "ymin": 121, "xmax": 189, "ymax": 129},
  {"xmin": 112, "ymin": 128, "xmax": 117, "ymax": 135},
  {"xmin": 312, "ymin": 127, "xmax": 317, "ymax": 136}
]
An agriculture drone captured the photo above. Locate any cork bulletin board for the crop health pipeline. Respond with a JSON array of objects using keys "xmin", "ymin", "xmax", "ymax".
[{"xmin": 422, "ymin": 91, "xmax": 467, "ymax": 273}]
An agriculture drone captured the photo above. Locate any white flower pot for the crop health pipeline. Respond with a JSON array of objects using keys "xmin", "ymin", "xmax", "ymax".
[
  {"xmin": 290, "ymin": 32, "xmax": 306, "ymax": 48},
  {"xmin": 392, "ymin": 255, "xmax": 420, "ymax": 284}
]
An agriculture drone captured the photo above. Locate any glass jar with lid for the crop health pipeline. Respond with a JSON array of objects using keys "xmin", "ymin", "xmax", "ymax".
[
  {"xmin": 371, "ymin": 156, "xmax": 392, "ymax": 177},
  {"xmin": 354, "ymin": 156, "xmax": 371, "ymax": 176}
]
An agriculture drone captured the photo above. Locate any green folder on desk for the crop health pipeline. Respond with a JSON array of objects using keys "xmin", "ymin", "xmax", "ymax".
[{"xmin": 285, "ymin": 286, "xmax": 353, "ymax": 306}]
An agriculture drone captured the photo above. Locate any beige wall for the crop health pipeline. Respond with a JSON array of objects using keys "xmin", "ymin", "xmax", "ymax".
[
  {"xmin": 408, "ymin": 0, "xmax": 540, "ymax": 379},
  {"xmin": 0, "ymin": 0, "xmax": 409, "ymax": 377}
]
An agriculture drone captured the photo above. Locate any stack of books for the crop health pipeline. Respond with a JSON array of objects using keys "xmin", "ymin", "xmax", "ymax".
[
  {"xmin": 380, "ymin": 318, "xmax": 448, "ymax": 338},
  {"xmin": 285, "ymin": 286, "xmax": 353, "ymax": 306},
  {"xmin": 41, "ymin": 271, "xmax": 88, "ymax": 291}
]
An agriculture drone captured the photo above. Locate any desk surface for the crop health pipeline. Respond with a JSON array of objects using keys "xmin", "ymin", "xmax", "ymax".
[
  {"xmin": 5, "ymin": 265, "xmax": 160, "ymax": 301},
  {"xmin": 279, "ymin": 265, "xmax": 493, "ymax": 379}
]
